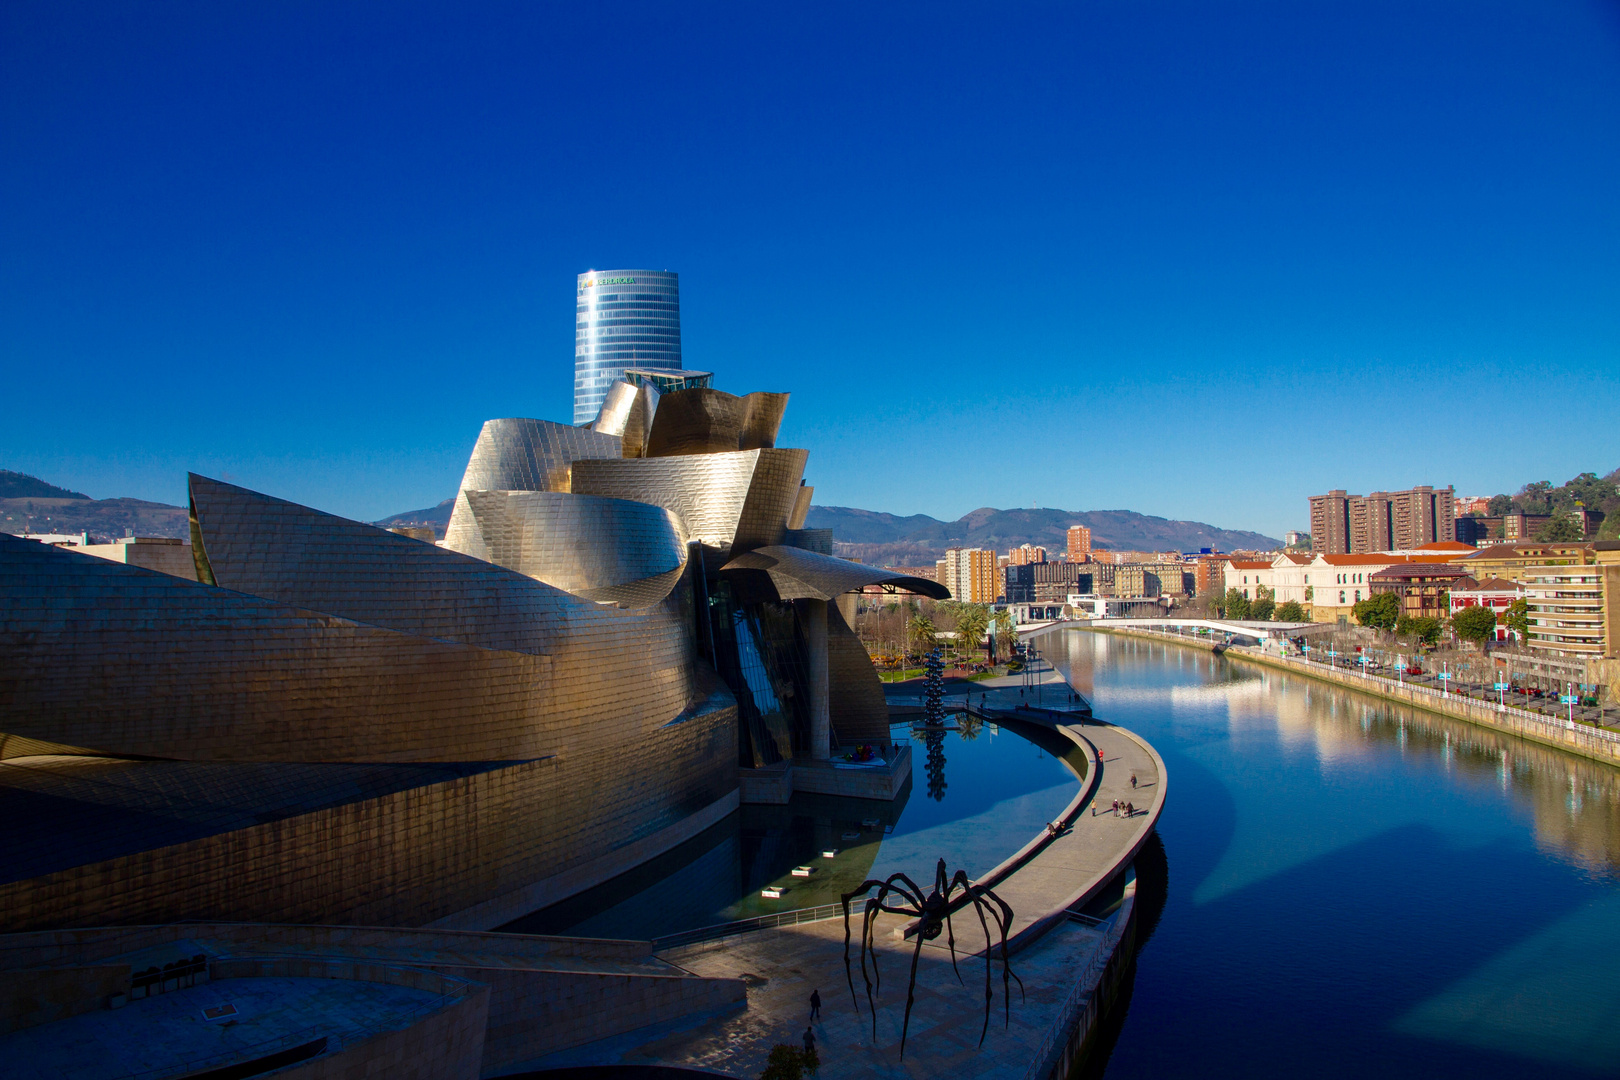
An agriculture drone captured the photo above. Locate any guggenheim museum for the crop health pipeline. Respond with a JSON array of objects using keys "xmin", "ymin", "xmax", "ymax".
[{"xmin": 0, "ymin": 374, "xmax": 946, "ymax": 933}]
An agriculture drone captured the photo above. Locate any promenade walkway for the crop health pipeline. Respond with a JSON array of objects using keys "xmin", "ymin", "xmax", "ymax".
[{"xmin": 511, "ymin": 660, "xmax": 1164, "ymax": 1079}]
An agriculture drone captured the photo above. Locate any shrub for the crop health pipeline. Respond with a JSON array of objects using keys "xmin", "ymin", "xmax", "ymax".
[{"xmin": 1276, "ymin": 600, "xmax": 1306, "ymax": 622}]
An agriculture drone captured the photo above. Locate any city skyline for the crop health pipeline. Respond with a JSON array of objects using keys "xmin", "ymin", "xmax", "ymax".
[{"xmin": 3, "ymin": 2, "xmax": 1617, "ymax": 538}]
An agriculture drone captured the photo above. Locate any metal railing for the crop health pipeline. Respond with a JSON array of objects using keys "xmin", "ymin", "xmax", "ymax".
[{"xmin": 651, "ymin": 902, "xmax": 848, "ymax": 952}]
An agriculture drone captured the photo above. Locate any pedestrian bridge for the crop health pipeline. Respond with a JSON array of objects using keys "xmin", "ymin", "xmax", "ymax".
[{"xmin": 1017, "ymin": 618, "xmax": 1337, "ymax": 644}]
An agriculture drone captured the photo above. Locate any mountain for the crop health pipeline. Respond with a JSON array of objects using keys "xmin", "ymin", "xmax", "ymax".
[
  {"xmin": 0, "ymin": 495, "xmax": 188, "ymax": 540},
  {"xmin": 0, "ymin": 469, "xmax": 90, "ymax": 500},
  {"xmin": 804, "ymin": 505, "xmax": 1280, "ymax": 565},
  {"xmin": 373, "ymin": 498, "xmax": 455, "ymax": 538}
]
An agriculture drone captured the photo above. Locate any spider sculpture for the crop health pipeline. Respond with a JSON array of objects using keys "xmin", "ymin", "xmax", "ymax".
[{"xmin": 841, "ymin": 858, "xmax": 1024, "ymax": 1057}]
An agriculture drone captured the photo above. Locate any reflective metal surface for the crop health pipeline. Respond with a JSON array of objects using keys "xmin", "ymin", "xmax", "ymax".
[
  {"xmin": 443, "ymin": 418, "xmax": 622, "ymax": 558},
  {"xmin": 644, "ymin": 388, "xmax": 789, "ymax": 457},
  {"xmin": 720, "ymin": 544, "xmax": 950, "ymax": 601},
  {"xmin": 463, "ymin": 489, "xmax": 688, "ymax": 607}
]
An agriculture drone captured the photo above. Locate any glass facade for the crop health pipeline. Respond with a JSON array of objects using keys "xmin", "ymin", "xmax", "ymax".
[
  {"xmin": 574, "ymin": 269, "xmax": 682, "ymax": 425},
  {"xmin": 705, "ymin": 580, "xmax": 813, "ymax": 768}
]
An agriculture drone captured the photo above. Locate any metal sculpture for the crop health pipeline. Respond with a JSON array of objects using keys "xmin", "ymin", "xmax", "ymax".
[{"xmin": 841, "ymin": 857, "xmax": 1024, "ymax": 1057}]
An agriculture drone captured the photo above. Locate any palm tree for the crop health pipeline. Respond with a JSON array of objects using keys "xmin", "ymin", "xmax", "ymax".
[
  {"xmin": 908, "ymin": 614, "xmax": 937, "ymax": 655},
  {"xmin": 955, "ymin": 604, "xmax": 992, "ymax": 664}
]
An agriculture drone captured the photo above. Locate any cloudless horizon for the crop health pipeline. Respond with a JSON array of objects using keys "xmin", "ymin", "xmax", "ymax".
[{"xmin": 4, "ymin": 1, "xmax": 1618, "ymax": 537}]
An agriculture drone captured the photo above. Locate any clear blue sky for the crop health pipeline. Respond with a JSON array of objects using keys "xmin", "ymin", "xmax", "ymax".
[{"xmin": 4, "ymin": 1, "xmax": 1618, "ymax": 537}]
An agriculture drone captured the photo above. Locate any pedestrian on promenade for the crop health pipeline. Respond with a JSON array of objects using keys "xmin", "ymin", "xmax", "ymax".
[
  {"xmin": 809, "ymin": 989, "xmax": 821, "ymax": 1020},
  {"xmin": 804, "ymin": 1026, "xmax": 816, "ymax": 1055},
  {"xmin": 1130, "ymin": 773, "xmax": 1137, "ymax": 790},
  {"xmin": 1111, "ymin": 799, "xmax": 1120, "ymax": 816}
]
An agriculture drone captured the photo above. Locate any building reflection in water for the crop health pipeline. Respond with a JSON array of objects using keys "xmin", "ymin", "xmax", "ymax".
[{"xmin": 1054, "ymin": 629, "xmax": 1620, "ymax": 881}]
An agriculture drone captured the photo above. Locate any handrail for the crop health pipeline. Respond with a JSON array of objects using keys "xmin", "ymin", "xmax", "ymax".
[
  {"xmin": 650, "ymin": 902, "xmax": 848, "ymax": 951},
  {"xmin": 1104, "ymin": 624, "xmax": 1620, "ymax": 744}
]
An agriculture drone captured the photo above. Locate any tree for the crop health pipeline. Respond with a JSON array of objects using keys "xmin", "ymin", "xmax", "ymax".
[
  {"xmin": 1251, "ymin": 596, "xmax": 1276, "ymax": 621},
  {"xmin": 1487, "ymin": 494, "xmax": 1513, "ymax": 516},
  {"xmin": 908, "ymin": 614, "xmax": 937, "ymax": 654},
  {"xmin": 1453, "ymin": 605, "xmax": 1497, "ymax": 647},
  {"xmin": 955, "ymin": 604, "xmax": 992, "ymax": 662},
  {"xmin": 1515, "ymin": 480, "xmax": 1555, "ymax": 515},
  {"xmin": 760, "ymin": 1044, "xmax": 813, "ymax": 1080},
  {"xmin": 1224, "ymin": 588, "xmax": 1251, "ymax": 620},
  {"xmin": 1396, "ymin": 615, "xmax": 1441, "ymax": 645},
  {"xmin": 1535, "ymin": 515, "xmax": 1582, "ymax": 542},
  {"xmin": 1353, "ymin": 592, "xmax": 1400, "ymax": 631},
  {"xmin": 1504, "ymin": 598, "xmax": 1530, "ymax": 641},
  {"xmin": 1276, "ymin": 600, "xmax": 1306, "ymax": 622}
]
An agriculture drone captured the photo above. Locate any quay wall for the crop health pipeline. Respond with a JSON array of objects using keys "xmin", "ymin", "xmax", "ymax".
[{"xmin": 1090, "ymin": 625, "xmax": 1620, "ymax": 770}]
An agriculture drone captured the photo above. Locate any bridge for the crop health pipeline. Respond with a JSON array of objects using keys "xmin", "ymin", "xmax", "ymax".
[{"xmin": 1016, "ymin": 617, "xmax": 1339, "ymax": 644}]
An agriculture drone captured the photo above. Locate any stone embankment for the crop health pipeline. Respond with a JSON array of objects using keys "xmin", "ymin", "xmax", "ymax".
[{"xmin": 1092, "ymin": 624, "xmax": 1620, "ymax": 770}]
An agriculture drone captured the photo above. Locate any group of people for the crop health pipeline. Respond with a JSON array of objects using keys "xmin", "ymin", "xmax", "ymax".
[{"xmin": 1110, "ymin": 798, "xmax": 1136, "ymax": 817}]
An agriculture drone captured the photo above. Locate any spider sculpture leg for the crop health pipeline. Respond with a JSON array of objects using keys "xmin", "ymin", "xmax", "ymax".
[
  {"xmin": 898, "ymin": 904, "xmax": 932, "ymax": 1058},
  {"xmin": 842, "ymin": 874, "xmax": 925, "ymax": 1040},
  {"xmin": 966, "ymin": 889, "xmax": 998, "ymax": 1046}
]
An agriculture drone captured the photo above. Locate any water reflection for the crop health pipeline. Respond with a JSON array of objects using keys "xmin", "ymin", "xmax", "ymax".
[
  {"xmin": 924, "ymin": 727, "xmax": 948, "ymax": 801},
  {"xmin": 504, "ymin": 720, "xmax": 1077, "ymax": 940},
  {"xmin": 1046, "ymin": 629, "xmax": 1620, "ymax": 1078}
]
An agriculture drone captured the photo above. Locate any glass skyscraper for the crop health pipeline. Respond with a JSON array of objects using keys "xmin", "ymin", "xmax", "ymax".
[{"xmin": 574, "ymin": 269, "xmax": 682, "ymax": 424}]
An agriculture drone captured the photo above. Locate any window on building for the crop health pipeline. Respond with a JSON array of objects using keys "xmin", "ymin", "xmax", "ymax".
[{"xmin": 1339, "ymin": 591, "xmax": 1346, "ymax": 603}]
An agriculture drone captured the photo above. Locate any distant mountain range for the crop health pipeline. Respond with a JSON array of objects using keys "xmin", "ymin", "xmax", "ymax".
[
  {"xmin": 3, "ymin": 467, "xmax": 1280, "ymax": 558},
  {"xmin": 0, "ymin": 469, "xmax": 89, "ymax": 501},
  {"xmin": 804, "ymin": 505, "xmax": 1280, "ymax": 566},
  {"xmin": 374, "ymin": 498, "xmax": 455, "ymax": 534}
]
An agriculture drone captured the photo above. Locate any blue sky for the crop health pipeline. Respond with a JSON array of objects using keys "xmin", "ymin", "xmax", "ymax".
[{"xmin": 3, "ymin": 1, "xmax": 1617, "ymax": 537}]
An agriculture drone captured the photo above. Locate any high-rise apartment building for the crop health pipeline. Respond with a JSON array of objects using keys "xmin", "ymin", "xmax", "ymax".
[
  {"xmin": 1008, "ymin": 544, "xmax": 1047, "ymax": 566},
  {"xmin": 939, "ymin": 547, "xmax": 999, "ymax": 603},
  {"xmin": 574, "ymin": 270, "xmax": 682, "ymax": 424},
  {"xmin": 1310, "ymin": 485, "xmax": 1455, "ymax": 553},
  {"xmin": 1067, "ymin": 525, "xmax": 1092, "ymax": 563}
]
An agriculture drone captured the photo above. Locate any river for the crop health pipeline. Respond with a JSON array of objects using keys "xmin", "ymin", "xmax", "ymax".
[{"xmin": 1049, "ymin": 629, "xmax": 1620, "ymax": 1079}]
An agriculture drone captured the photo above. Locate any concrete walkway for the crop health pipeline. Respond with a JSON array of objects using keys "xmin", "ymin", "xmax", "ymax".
[{"xmin": 505, "ymin": 660, "xmax": 1165, "ymax": 1079}]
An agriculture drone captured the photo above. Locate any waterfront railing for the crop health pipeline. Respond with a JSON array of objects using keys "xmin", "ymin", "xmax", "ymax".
[{"xmin": 650, "ymin": 902, "xmax": 848, "ymax": 952}]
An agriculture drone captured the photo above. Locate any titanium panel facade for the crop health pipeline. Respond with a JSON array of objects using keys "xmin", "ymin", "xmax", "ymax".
[
  {"xmin": 571, "ymin": 448, "xmax": 808, "ymax": 571},
  {"xmin": 575, "ymin": 270, "xmax": 681, "ymax": 425},
  {"xmin": 443, "ymin": 419, "xmax": 623, "ymax": 558},
  {"xmin": 643, "ymin": 389, "xmax": 789, "ymax": 457},
  {"xmin": 462, "ymin": 489, "xmax": 688, "ymax": 607},
  {"xmin": 720, "ymin": 545, "xmax": 950, "ymax": 601}
]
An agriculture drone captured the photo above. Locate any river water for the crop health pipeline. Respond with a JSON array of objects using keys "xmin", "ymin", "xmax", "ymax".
[{"xmin": 1050, "ymin": 630, "xmax": 1620, "ymax": 1079}]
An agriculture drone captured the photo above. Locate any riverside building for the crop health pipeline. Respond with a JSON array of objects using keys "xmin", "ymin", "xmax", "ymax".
[
  {"xmin": 574, "ymin": 269, "xmax": 682, "ymax": 424},
  {"xmin": 1309, "ymin": 485, "xmax": 1457, "ymax": 554}
]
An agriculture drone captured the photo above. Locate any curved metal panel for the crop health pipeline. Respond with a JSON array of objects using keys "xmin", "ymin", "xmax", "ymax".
[
  {"xmin": 738, "ymin": 392, "xmax": 789, "ymax": 451},
  {"xmin": 644, "ymin": 388, "xmax": 746, "ymax": 457},
  {"xmin": 827, "ymin": 602, "xmax": 892, "ymax": 745},
  {"xmin": 643, "ymin": 388, "xmax": 789, "ymax": 457},
  {"xmin": 590, "ymin": 379, "xmax": 640, "ymax": 437},
  {"xmin": 733, "ymin": 448, "xmax": 808, "ymax": 553},
  {"xmin": 571, "ymin": 450, "xmax": 763, "ymax": 553},
  {"xmin": 720, "ymin": 544, "xmax": 951, "ymax": 601},
  {"xmin": 463, "ymin": 489, "xmax": 687, "ymax": 607},
  {"xmin": 444, "ymin": 418, "xmax": 622, "ymax": 557}
]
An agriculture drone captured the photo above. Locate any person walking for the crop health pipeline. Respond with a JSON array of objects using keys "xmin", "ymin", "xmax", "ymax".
[
  {"xmin": 809, "ymin": 988, "xmax": 821, "ymax": 1020},
  {"xmin": 1130, "ymin": 773, "xmax": 1138, "ymax": 790}
]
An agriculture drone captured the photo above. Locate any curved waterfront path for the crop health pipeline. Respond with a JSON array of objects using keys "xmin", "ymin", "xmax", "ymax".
[{"xmin": 517, "ymin": 659, "xmax": 1163, "ymax": 1079}]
